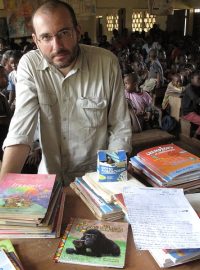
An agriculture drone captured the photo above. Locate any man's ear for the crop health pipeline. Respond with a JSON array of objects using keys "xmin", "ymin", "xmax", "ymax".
[{"xmin": 32, "ymin": 33, "xmax": 39, "ymax": 49}]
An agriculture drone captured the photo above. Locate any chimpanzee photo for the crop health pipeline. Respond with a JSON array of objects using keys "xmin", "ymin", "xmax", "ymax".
[{"xmin": 66, "ymin": 229, "xmax": 120, "ymax": 257}]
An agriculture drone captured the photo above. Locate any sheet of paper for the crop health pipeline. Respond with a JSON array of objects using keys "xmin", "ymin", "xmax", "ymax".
[{"xmin": 123, "ymin": 187, "xmax": 200, "ymax": 250}]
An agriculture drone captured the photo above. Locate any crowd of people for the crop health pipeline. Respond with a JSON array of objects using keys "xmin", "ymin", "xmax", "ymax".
[
  {"xmin": 0, "ymin": 40, "xmax": 40, "ymax": 172},
  {"xmin": 0, "ymin": 0, "xmax": 200, "ymax": 182},
  {"xmin": 96, "ymin": 26, "xmax": 200, "ymax": 137}
]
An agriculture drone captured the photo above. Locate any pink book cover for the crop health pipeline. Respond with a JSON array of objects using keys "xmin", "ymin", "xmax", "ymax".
[{"xmin": 0, "ymin": 173, "xmax": 56, "ymax": 218}]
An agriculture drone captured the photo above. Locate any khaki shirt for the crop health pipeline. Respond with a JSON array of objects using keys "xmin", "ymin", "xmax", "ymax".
[{"xmin": 4, "ymin": 45, "xmax": 132, "ymax": 184}]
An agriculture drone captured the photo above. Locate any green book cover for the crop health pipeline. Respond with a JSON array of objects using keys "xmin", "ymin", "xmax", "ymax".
[
  {"xmin": 54, "ymin": 217, "xmax": 129, "ymax": 268},
  {"xmin": 0, "ymin": 239, "xmax": 24, "ymax": 270}
]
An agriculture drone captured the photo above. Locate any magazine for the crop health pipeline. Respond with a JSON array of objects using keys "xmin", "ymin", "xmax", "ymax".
[
  {"xmin": 130, "ymin": 156, "xmax": 200, "ymax": 190},
  {"xmin": 53, "ymin": 217, "xmax": 129, "ymax": 268}
]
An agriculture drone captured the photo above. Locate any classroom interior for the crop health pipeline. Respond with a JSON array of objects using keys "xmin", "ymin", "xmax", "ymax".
[
  {"xmin": 1, "ymin": 0, "xmax": 200, "ymax": 161},
  {"xmin": 0, "ymin": 1, "xmax": 200, "ymax": 269}
]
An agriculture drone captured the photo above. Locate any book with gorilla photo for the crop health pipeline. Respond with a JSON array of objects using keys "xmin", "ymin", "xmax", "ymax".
[{"xmin": 53, "ymin": 217, "xmax": 129, "ymax": 268}]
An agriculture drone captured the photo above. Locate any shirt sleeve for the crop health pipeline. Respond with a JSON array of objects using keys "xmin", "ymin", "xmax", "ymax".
[{"xmin": 107, "ymin": 56, "xmax": 132, "ymax": 153}]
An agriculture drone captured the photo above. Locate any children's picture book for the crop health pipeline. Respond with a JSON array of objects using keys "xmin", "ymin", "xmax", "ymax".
[
  {"xmin": 53, "ymin": 217, "xmax": 129, "ymax": 268},
  {"xmin": 133, "ymin": 144, "xmax": 200, "ymax": 184},
  {"xmin": 149, "ymin": 248, "xmax": 200, "ymax": 268},
  {"xmin": 0, "ymin": 173, "xmax": 56, "ymax": 219},
  {"xmin": 0, "ymin": 185, "xmax": 65, "ymax": 239},
  {"xmin": 0, "ymin": 249, "xmax": 16, "ymax": 270},
  {"xmin": 0, "ymin": 239, "xmax": 25, "ymax": 269}
]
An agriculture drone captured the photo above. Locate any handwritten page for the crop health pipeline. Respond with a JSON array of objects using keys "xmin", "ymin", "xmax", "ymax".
[{"xmin": 123, "ymin": 187, "xmax": 200, "ymax": 250}]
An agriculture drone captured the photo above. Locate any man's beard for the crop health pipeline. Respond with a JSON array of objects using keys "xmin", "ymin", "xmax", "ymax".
[{"xmin": 42, "ymin": 44, "xmax": 79, "ymax": 69}]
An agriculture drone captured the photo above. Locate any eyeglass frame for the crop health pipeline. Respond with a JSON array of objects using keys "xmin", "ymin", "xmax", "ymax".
[{"xmin": 36, "ymin": 27, "xmax": 75, "ymax": 44}]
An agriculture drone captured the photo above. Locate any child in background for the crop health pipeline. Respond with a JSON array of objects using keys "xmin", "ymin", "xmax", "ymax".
[
  {"xmin": 124, "ymin": 72, "xmax": 153, "ymax": 130},
  {"xmin": 181, "ymin": 70, "xmax": 200, "ymax": 139},
  {"xmin": 162, "ymin": 73, "xmax": 184, "ymax": 111},
  {"xmin": 7, "ymin": 50, "xmax": 22, "ymax": 112},
  {"xmin": 0, "ymin": 66, "xmax": 11, "ymax": 160}
]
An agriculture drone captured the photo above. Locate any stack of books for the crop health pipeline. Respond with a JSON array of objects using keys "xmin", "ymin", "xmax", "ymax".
[
  {"xmin": 0, "ymin": 239, "xmax": 24, "ymax": 269},
  {"xmin": 130, "ymin": 143, "xmax": 200, "ymax": 192},
  {"xmin": 70, "ymin": 177, "xmax": 124, "ymax": 221},
  {"xmin": 0, "ymin": 173, "xmax": 66, "ymax": 238},
  {"xmin": 149, "ymin": 248, "xmax": 200, "ymax": 268},
  {"xmin": 70, "ymin": 172, "xmax": 145, "ymax": 220}
]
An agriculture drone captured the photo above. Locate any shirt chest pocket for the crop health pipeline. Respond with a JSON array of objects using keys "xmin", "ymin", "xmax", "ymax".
[{"xmin": 77, "ymin": 97, "xmax": 107, "ymax": 128}]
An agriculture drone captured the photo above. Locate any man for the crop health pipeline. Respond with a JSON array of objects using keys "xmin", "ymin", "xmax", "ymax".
[{"xmin": 0, "ymin": 1, "xmax": 132, "ymax": 184}]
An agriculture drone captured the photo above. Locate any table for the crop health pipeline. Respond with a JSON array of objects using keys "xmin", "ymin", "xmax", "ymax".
[{"xmin": 7, "ymin": 188, "xmax": 200, "ymax": 270}]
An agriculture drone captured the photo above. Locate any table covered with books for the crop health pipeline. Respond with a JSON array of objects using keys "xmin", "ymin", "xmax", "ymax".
[{"xmin": 5, "ymin": 187, "xmax": 200, "ymax": 270}]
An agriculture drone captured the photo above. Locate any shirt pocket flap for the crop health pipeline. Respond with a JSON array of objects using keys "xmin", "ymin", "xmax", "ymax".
[{"xmin": 77, "ymin": 97, "xmax": 107, "ymax": 109}]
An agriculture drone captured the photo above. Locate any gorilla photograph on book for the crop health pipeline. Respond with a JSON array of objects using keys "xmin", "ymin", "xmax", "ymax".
[{"xmin": 53, "ymin": 218, "xmax": 129, "ymax": 268}]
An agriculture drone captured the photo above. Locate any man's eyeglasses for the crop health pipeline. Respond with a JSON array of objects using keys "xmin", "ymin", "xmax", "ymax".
[{"xmin": 37, "ymin": 28, "xmax": 74, "ymax": 44}]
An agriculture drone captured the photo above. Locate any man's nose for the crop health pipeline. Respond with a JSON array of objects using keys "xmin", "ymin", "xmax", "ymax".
[{"xmin": 51, "ymin": 35, "xmax": 64, "ymax": 49}]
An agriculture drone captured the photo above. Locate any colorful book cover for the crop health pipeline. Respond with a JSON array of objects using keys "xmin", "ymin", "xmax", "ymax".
[
  {"xmin": 165, "ymin": 248, "xmax": 200, "ymax": 263},
  {"xmin": 130, "ymin": 156, "xmax": 164, "ymax": 186},
  {"xmin": 0, "ymin": 249, "xmax": 16, "ymax": 270},
  {"xmin": 0, "ymin": 173, "xmax": 56, "ymax": 218},
  {"xmin": 0, "ymin": 239, "xmax": 24, "ymax": 270},
  {"xmin": 137, "ymin": 144, "xmax": 200, "ymax": 182},
  {"xmin": 150, "ymin": 248, "xmax": 200, "ymax": 268},
  {"xmin": 53, "ymin": 218, "xmax": 128, "ymax": 268}
]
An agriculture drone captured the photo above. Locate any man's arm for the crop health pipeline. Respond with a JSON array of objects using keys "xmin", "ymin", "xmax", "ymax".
[{"xmin": 0, "ymin": 145, "xmax": 30, "ymax": 181}]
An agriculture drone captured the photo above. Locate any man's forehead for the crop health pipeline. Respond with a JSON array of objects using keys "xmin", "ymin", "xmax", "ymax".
[
  {"xmin": 33, "ymin": 9, "xmax": 73, "ymax": 35},
  {"xmin": 33, "ymin": 7, "xmax": 72, "ymax": 29}
]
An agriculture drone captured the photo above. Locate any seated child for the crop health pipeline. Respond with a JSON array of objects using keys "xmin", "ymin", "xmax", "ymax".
[
  {"xmin": 0, "ymin": 65, "xmax": 11, "ymax": 160},
  {"xmin": 162, "ymin": 73, "xmax": 184, "ymax": 110},
  {"xmin": 124, "ymin": 72, "xmax": 153, "ymax": 130},
  {"xmin": 181, "ymin": 70, "xmax": 200, "ymax": 138},
  {"xmin": 7, "ymin": 50, "xmax": 22, "ymax": 113}
]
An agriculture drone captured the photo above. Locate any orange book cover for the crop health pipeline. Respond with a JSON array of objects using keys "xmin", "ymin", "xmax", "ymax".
[{"xmin": 137, "ymin": 144, "xmax": 200, "ymax": 182}]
